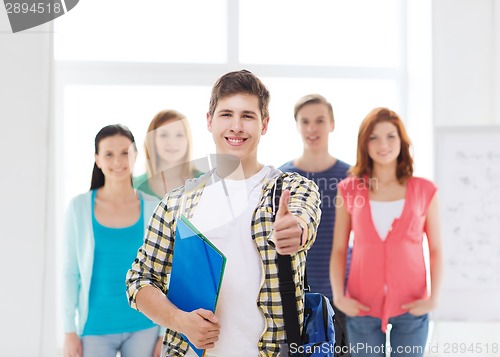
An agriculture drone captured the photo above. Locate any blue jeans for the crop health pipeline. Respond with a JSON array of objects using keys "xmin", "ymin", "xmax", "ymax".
[
  {"xmin": 347, "ymin": 313, "xmax": 429, "ymax": 357},
  {"xmin": 81, "ymin": 326, "xmax": 159, "ymax": 357}
]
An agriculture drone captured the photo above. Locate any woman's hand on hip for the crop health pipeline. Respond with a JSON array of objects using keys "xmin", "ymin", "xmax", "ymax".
[{"xmin": 402, "ymin": 298, "xmax": 436, "ymax": 316}]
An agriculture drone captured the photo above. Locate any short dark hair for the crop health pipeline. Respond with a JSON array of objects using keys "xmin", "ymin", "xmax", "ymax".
[
  {"xmin": 294, "ymin": 94, "xmax": 334, "ymax": 122},
  {"xmin": 208, "ymin": 69, "xmax": 270, "ymax": 119}
]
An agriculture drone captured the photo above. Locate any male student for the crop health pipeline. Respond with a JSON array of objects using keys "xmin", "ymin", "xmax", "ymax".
[
  {"xmin": 126, "ymin": 70, "xmax": 321, "ymax": 356},
  {"xmin": 279, "ymin": 94, "xmax": 351, "ymax": 338}
]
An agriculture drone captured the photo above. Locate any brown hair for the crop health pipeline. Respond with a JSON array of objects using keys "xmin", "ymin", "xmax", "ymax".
[
  {"xmin": 144, "ymin": 109, "xmax": 195, "ymax": 179},
  {"xmin": 208, "ymin": 69, "xmax": 270, "ymax": 119},
  {"xmin": 294, "ymin": 94, "xmax": 334, "ymax": 122},
  {"xmin": 350, "ymin": 107, "xmax": 413, "ymax": 183}
]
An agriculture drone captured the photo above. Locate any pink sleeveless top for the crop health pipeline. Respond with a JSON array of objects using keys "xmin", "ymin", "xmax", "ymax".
[{"xmin": 339, "ymin": 176, "xmax": 437, "ymax": 332}]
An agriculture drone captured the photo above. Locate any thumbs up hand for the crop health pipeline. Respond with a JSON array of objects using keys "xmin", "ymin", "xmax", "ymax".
[{"xmin": 273, "ymin": 189, "xmax": 306, "ymax": 255}]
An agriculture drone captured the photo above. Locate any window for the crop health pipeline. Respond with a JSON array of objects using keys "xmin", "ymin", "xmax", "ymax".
[
  {"xmin": 54, "ymin": 0, "xmax": 227, "ymax": 63},
  {"xmin": 240, "ymin": 0, "xmax": 401, "ymax": 67}
]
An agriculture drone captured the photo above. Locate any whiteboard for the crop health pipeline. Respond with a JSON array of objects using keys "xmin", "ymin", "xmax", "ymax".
[{"xmin": 435, "ymin": 126, "xmax": 500, "ymax": 321}]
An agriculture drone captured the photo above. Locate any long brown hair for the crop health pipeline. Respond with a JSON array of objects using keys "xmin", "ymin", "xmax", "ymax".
[
  {"xmin": 144, "ymin": 109, "xmax": 195, "ymax": 179},
  {"xmin": 91, "ymin": 124, "xmax": 136, "ymax": 190},
  {"xmin": 350, "ymin": 107, "xmax": 413, "ymax": 183}
]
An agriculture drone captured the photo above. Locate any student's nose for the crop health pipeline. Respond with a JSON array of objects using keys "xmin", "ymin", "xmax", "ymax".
[
  {"xmin": 379, "ymin": 139, "xmax": 389, "ymax": 149},
  {"xmin": 230, "ymin": 117, "xmax": 243, "ymax": 132}
]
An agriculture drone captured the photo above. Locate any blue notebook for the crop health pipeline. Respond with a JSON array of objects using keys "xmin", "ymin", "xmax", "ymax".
[{"xmin": 168, "ymin": 215, "xmax": 226, "ymax": 357}]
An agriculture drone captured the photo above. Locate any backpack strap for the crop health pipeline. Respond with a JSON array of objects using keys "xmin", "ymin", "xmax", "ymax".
[{"xmin": 273, "ymin": 175, "xmax": 302, "ymax": 350}]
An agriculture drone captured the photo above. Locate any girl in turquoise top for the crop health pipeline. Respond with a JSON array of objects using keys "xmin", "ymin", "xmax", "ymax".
[
  {"xmin": 63, "ymin": 124, "xmax": 162, "ymax": 357},
  {"xmin": 134, "ymin": 110, "xmax": 202, "ymax": 199}
]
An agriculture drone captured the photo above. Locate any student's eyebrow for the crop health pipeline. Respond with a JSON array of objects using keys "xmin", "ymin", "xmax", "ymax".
[
  {"xmin": 217, "ymin": 109, "xmax": 233, "ymax": 114},
  {"xmin": 217, "ymin": 109, "xmax": 258, "ymax": 116}
]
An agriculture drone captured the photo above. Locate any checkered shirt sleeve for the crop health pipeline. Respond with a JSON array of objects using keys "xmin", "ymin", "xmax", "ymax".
[{"xmin": 254, "ymin": 172, "xmax": 321, "ymax": 355}]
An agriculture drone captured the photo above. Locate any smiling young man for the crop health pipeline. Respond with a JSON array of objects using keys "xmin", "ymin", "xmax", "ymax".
[
  {"xmin": 279, "ymin": 94, "xmax": 351, "ymax": 344},
  {"xmin": 126, "ymin": 70, "xmax": 321, "ymax": 356}
]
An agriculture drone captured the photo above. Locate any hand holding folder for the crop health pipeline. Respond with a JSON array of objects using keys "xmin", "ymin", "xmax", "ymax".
[{"xmin": 168, "ymin": 215, "xmax": 227, "ymax": 357}]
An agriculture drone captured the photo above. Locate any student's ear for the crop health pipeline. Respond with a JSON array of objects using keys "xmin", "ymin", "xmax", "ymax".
[
  {"xmin": 330, "ymin": 118, "xmax": 335, "ymax": 132},
  {"xmin": 206, "ymin": 112, "xmax": 213, "ymax": 132},
  {"xmin": 261, "ymin": 116, "xmax": 270, "ymax": 135},
  {"xmin": 94, "ymin": 154, "xmax": 101, "ymax": 169}
]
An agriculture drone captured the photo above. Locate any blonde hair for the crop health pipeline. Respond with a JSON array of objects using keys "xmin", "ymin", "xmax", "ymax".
[
  {"xmin": 294, "ymin": 94, "xmax": 334, "ymax": 122},
  {"xmin": 144, "ymin": 109, "xmax": 196, "ymax": 180}
]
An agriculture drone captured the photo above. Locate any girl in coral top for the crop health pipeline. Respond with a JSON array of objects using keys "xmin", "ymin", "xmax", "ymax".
[{"xmin": 330, "ymin": 108, "xmax": 443, "ymax": 357}]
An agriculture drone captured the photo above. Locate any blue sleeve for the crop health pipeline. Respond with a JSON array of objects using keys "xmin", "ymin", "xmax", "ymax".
[{"xmin": 61, "ymin": 198, "xmax": 80, "ymax": 333}]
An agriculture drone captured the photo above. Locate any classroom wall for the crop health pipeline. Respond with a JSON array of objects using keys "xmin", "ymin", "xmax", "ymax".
[
  {"xmin": 0, "ymin": 11, "xmax": 55, "ymax": 357},
  {"xmin": 433, "ymin": 0, "xmax": 500, "ymax": 126},
  {"xmin": 431, "ymin": 1, "xmax": 500, "ymax": 356}
]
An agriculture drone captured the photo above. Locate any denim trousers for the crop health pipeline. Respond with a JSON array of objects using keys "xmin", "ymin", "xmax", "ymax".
[
  {"xmin": 347, "ymin": 313, "xmax": 429, "ymax": 357},
  {"xmin": 81, "ymin": 326, "xmax": 159, "ymax": 357}
]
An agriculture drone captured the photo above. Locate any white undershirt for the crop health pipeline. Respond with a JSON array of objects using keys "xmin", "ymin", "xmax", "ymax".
[
  {"xmin": 369, "ymin": 199, "xmax": 405, "ymax": 241},
  {"xmin": 186, "ymin": 166, "xmax": 270, "ymax": 357}
]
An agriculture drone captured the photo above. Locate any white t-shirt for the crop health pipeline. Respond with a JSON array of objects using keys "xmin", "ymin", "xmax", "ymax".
[
  {"xmin": 186, "ymin": 166, "xmax": 271, "ymax": 356},
  {"xmin": 369, "ymin": 199, "xmax": 405, "ymax": 240}
]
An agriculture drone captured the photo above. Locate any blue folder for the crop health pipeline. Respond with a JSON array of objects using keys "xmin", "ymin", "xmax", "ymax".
[{"xmin": 168, "ymin": 215, "xmax": 226, "ymax": 357}]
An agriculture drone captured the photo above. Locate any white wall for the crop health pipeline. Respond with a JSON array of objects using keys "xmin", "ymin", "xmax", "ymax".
[
  {"xmin": 433, "ymin": 0, "xmax": 499, "ymax": 126},
  {"xmin": 431, "ymin": 1, "xmax": 500, "ymax": 356},
  {"xmin": 0, "ymin": 11, "xmax": 55, "ymax": 357}
]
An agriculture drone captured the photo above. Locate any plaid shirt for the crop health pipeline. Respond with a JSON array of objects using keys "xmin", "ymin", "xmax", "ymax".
[{"xmin": 126, "ymin": 168, "xmax": 321, "ymax": 356}]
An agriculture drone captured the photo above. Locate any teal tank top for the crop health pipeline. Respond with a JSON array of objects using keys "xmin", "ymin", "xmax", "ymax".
[{"xmin": 82, "ymin": 190, "xmax": 155, "ymax": 335}]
